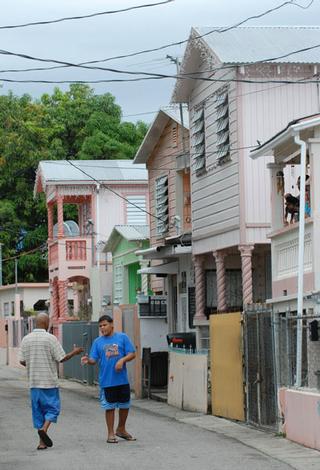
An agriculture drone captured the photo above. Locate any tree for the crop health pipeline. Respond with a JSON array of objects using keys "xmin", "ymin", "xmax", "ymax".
[{"xmin": 0, "ymin": 85, "xmax": 148, "ymax": 283}]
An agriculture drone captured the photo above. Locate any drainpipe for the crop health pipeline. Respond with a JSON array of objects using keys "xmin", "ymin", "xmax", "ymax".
[
  {"xmin": 293, "ymin": 132, "xmax": 307, "ymax": 388},
  {"xmin": 96, "ymin": 183, "xmax": 100, "ymax": 267}
]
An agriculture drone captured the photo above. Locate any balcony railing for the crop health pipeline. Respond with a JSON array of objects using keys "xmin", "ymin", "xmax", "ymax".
[
  {"xmin": 66, "ymin": 239, "xmax": 87, "ymax": 261},
  {"xmin": 48, "ymin": 237, "xmax": 91, "ymax": 267}
]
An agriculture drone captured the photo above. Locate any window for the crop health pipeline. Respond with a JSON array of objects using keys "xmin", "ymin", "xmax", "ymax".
[
  {"xmin": 205, "ymin": 269, "xmax": 242, "ymax": 313},
  {"xmin": 214, "ymin": 87, "xmax": 230, "ymax": 162},
  {"xmin": 155, "ymin": 175, "xmax": 169, "ymax": 236},
  {"xmin": 192, "ymin": 106, "xmax": 205, "ymax": 172},
  {"xmin": 114, "ymin": 264, "xmax": 123, "ymax": 304},
  {"xmin": 127, "ymin": 196, "xmax": 147, "ymax": 225}
]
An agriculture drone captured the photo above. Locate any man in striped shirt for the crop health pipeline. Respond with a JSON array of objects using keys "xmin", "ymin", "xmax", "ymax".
[{"xmin": 19, "ymin": 313, "xmax": 83, "ymax": 450}]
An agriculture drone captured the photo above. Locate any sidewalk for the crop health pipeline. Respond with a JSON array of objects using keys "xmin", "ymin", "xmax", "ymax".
[{"xmin": 3, "ymin": 366, "xmax": 319, "ymax": 470}]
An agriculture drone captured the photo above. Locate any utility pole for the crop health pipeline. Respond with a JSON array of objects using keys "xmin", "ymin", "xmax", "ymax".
[
  {"xmin": 15, "ymin": 257, "xmax": 18, "ymax": 293},
  {"xmin": 166, "ymin": 55, "xmax": 187, "ymax": 154}
]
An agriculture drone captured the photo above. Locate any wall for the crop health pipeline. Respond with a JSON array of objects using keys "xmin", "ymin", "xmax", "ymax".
[
  {"xmin": 189, "ymin": 61, "xmax": 240, "ymax": 253},
  {"xmin": 280, "ymin": 388, "xmax": 320, "ymax": 450},
  {"xmin": 168, "ymin": 350, "xmax": 208, "ymax": 413}
]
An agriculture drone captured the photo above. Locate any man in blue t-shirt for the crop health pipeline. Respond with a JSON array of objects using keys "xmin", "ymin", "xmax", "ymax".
[{"xmin": 81, "ymin": 315, "xmax": 136, "ymax": 443}]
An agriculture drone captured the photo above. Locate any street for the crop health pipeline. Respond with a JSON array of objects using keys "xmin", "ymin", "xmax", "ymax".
[{"xmin": 0, "ymin": 366, "xmax": 294, "ymax": 470}]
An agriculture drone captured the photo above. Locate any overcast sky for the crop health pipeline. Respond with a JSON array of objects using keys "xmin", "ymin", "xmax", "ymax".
[{"xmin": 1, "ymin": 0, "xmax": 320, "ymax": 122}]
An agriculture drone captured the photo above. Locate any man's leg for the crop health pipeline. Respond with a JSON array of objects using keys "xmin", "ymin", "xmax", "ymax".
[
  {"xmin": 117, "ymin": 408, "xmax": 129, "ymax": 434},
  {"xmin": 105, "ymin": 409, "xmax": 117, "ymax": 442}
]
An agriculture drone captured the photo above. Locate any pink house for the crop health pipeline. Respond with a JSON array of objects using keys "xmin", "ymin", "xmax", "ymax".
[
  {"xmin": 34, "ymin": 160, "xmax": 148, "ymax": 334},
  {"xmin": 172, "ymin": 26, "xmax": 320, "ymax": 346}
]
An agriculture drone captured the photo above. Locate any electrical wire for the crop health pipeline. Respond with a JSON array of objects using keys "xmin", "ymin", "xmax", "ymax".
[{"xmin": 0, "ymin": 1, "xmax": 174, "ymax": 30}]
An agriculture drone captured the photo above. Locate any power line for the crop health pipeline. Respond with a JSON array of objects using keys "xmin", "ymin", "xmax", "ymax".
[
  {"xmin": 0, "ymin": 1, "xmax": 312, "ymax": 79},
  {"xmin": 0, "ymin": 1, "xmax": 174, "ymax": 30}
]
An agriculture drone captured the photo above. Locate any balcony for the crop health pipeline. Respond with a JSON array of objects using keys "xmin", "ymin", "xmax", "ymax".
[
  {"xmin": 48, "ymin": 237, "xmax": 92, "ymax": 278},
  {"xmin": 137, "ymin": 295, "xmax": 167, "ymax": 318},
  {"xmin": 270, "ymin": 219, "xmax": 314, "ymax": 298}
]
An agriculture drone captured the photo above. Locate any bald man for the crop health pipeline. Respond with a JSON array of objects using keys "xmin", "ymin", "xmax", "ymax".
[{"xmin": 19, "ymin": 313, "xmax": 83, "ymax": 450}]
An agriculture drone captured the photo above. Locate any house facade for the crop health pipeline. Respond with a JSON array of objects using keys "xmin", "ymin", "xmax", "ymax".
[
  {"xmin": 251, "ymin": 114, "xmax": 320, "ymax": 450},
  {"xmin": 172, "ymin": 26, "xmax": 320, "ymax": 346},
  {"xmin": 34, "ymin": 160, "xmax": 148, "ymax": 335},
  {"xmin": 104, "ymin": 225, "xmax": 149, "ymax": 305},
  {"xmin": 133, "ymin": 107, "xmax": 193, "ymax": 338}
]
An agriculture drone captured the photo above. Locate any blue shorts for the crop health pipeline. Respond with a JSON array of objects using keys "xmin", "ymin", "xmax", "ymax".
[
  {"xmin": 99, "ymin": 384, "xmax": 131, "ymax": 411},
  {"xmin": 30, "ymin": 388, "xmax": 61, "ymax": 429}
]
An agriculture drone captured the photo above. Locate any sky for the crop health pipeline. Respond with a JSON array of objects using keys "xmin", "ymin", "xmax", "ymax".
[{"xmin": 1, "ymin": 0, "xmax": 320, "ymax": 123}]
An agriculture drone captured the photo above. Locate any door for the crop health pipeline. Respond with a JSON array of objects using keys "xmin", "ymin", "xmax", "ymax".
[{"xmin": 210, "ymin": 312, "xmax": 245, "ymax": 421}]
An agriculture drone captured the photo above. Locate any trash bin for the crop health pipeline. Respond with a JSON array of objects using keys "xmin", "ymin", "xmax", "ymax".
[{"xmin": 150, "ymin": 351, "xmax": 168, "ymax": 387}]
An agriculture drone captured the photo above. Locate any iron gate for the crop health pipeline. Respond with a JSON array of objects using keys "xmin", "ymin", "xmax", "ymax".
[
  {"xmin": 62, "ymin": 321, "xmax": 99, "ymax": 385},
  {"xmin": 244, "ymin": 305, "xmax": 277, "ymax": 429}
]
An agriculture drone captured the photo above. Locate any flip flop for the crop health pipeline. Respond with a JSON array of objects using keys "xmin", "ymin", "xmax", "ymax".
[
  {"xmin": 116, "ymin": 432, "xmax": 136, "ymax": 441},
  {"xmin": 37, "ymin": 445, "xmax": 47, "ymax": 451},
  {"xmin": 107, "ymin": 437, "xmax": 118, "ymax": 444},
  {"xmin": 38, "ymin": 430, "xmax": 53, "ymax": 447}
]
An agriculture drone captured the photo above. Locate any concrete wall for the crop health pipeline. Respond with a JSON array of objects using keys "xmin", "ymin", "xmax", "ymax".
[
  {"xmin": 0, "ymin": 284, "xmax": 50, "ymax": 317},
  {"xmin": 168, "ymin": 350, "xmax": 208, "ymax": 413},
  {"xmin": 280, "ymin": 388, "xmax": 320, "ymax": 450}
]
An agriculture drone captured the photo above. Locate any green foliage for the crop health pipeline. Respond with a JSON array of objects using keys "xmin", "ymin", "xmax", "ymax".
[{"xmin": 0, "ymin": 85, "xmax": 148, "ymax": 283}]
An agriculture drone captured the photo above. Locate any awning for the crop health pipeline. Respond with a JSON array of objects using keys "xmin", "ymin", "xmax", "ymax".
[{"xmin": 138, "ymin": 261, "xmax": 178, "ymax": 275}]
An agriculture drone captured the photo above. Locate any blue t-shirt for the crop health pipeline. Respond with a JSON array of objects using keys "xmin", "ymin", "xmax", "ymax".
[{"xmin": 89, "ymin": 332, "xmax": 135, "ymax": 388}]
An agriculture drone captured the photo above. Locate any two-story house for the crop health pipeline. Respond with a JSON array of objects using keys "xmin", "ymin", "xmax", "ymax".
[
  {"xmin": 172, "ymin": 26, "xmax": 320, "ymax": 346},
  {"xmin": 133, "ymin": 107, "xmax": 192, "ymax": 338},
  {"xmin": 251, "ymin": 114, "xmax": 320, "ymax": 450},
  {"xmin": 34, "ymin": 159, "xmax": 148, "ymax": 335}
]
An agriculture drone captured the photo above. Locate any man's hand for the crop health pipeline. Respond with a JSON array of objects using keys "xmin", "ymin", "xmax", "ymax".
[
  {"xmin": 81, "ymin": 354, "xmax": 89, "ymax": 365},
  {"xmin": 72, "ymin": 345, "xmax": 84, "ymax": 356},
  {"xmin": 115, "ymin": 358, "xmax": 125, "ymax": 371}
]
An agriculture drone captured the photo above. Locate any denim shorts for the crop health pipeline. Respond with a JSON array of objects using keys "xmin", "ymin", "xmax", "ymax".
[{"xmin": 100, "ymin": 384, "xmax": 131, "ymax": 410}]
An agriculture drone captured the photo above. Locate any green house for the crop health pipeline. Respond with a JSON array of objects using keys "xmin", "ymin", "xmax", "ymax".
[{"xmin": 105, "ymin": 225, "xmax": 149, "ymax": 305}]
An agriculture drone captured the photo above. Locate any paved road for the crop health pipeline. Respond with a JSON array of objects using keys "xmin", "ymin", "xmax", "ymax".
[{"xmin": 0, "ymin": 366, "xmax": 295, "ymax": 470}]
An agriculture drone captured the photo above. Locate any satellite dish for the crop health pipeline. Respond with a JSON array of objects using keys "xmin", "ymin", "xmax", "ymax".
[{"xmin": 53, "ymin": 220, "xmax": 80, "ymax": 238}]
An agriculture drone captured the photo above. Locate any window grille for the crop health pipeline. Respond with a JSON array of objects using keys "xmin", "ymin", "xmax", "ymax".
[
  {"xmin": 214, "ymin": 87, "xmax": 229, "ymax": 161},
  {"xmin": 114, "ymin": 264, "xmax": 123, "ymax": 304},
  {"xmin": 192, "ymin": 106, "xmax": 205, "ymax": 172},
  {"xmin": 127, "ymin": 196, "xmax": 147, "ymax": 225},
  {"xmin": 155, "ymin": 175, "xmax": 169, "ymax": 235}
]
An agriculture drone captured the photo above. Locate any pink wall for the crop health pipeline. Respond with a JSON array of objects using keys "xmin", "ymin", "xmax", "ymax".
[{"xmin": 280, "ymin": 388, "xmax": 320, "ymax": 450}]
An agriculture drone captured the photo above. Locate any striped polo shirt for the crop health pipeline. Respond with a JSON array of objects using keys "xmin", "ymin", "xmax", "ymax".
[{"xmin": 19, "ymin": 329, "xmax": 66, "ymax": 388}]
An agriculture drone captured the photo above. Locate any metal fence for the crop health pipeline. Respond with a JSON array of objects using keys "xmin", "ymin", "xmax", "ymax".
[
  {"xmin": 243, "ymin": 305, "xmax": 277, "ymax": 429},
  {"xmin": 62, "ymin": 321, "xmax": 99, "ymax": 385}
]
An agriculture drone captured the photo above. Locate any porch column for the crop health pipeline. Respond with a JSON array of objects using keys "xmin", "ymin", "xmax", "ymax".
[
  {"xmin": 139, "ymin": 259, "xmax": 149, "ymax": 295},
  {"xmin": 57, "ymin": 195, "xmax": 64, "ymax": 238},
  {"xmin": 73, "ymin": 288, "xmax": 80, "ymax": 316},
  {"xmin": 267, "ymin": 163, "xmax": 285, "ymax": 230},
  {"xmin": 47, "ymin": 204, "xmax": 54, "ymax": 240},
  {"xmin": 51, "ymin": 280, "xmax": 59, "ymax": 321},
  {"xmin": 193, "ymin": 255, "xmax": 206, "ymax": 320},
  {"xmin": 213, "ymin": 250, "xmax": 227, "ymax": 312},
  {"xmin": 58, "ymin": 280, "xmax": 68, "ymax": 320},
  {"xmin": 239, "ymin": 244, "xmax": 254, "ymax": 306}
]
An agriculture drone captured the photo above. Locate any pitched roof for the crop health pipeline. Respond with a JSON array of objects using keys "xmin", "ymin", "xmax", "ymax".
[
  {"xmin": 104, "ymin": 224, "xmax": 149, "ymax": 252},
  {"xmin": 195, "ymin": 26, "xmax": 320, "ymax": 64},
  {"xmin": 173, "ymin": 26, "xmax": 320, "ymax": 102},
  {"xmin": 133, "ymin": 106, "xmax": 189, "ymax": 164},
  {"xmin": 34, "ymin": 159, "xmax": 147, "ymax": 194}
]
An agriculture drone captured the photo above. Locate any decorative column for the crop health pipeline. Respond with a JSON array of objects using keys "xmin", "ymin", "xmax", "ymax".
[
  {"xmin": 47, "ymin": 204, "xmax": 54, "ymax": 240},
  {"xmin": 57, "ymin": 195, "xmax": 64, "ymax": 238},
  {"xmin": 139, "ymin": 259, "xmax": 149, "ymax": 295},
  {"xmin": 193, "ymin": 255, "xmax": 206, "ymax": 320},
  {"xmin": 213, "ymin": 250, "xmax": 227, "ymax": 312},
  {"xmin": 58, "ymin": 279, "xmax": 68, "ymax": 320},
  {"xmin": 239, "ymin": 244, "xmax": 254, "ymax": 306},
  {"xmin": 51, "ymin": 279, "xmax": 59, "ymax": 321}
]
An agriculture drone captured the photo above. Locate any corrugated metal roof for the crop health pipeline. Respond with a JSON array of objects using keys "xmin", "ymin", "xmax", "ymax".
[
  {"xmin": 162, "ymin": 107, "xmax": 189, "ymax": 128},
  {"xmin": 38, "ymin": 159, "xmax": 147, "ymax": 184},
  {"xmin": 195, "ymin": 26, "xmax": 320, "ymax": 64},
  {"xmin": 104, "ymin": 224, "xmax": 149, "ymax": 252},
  {"xmin": 113, "ymin": 224, "xmax": 149, "ymax": 240}
]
